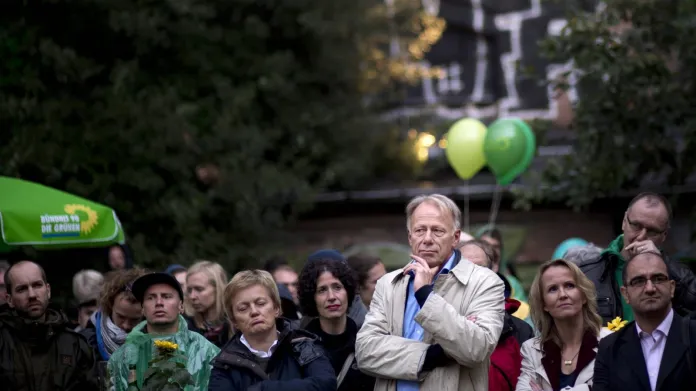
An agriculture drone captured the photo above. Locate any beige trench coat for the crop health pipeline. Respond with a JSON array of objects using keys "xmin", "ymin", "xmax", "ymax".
[{"xmin": 355, "ymin": 256, "xmax": 505, "ymax": 391}]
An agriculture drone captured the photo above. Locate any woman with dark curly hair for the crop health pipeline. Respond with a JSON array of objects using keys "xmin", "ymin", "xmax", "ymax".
[{"xmin": 299, "ymin": 259, "xmax": 376, "ymax": 391}]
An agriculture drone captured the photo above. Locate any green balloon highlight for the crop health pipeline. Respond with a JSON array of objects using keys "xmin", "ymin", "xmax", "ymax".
[
  {"xmin": 483, "ymin": 118, "xmax": 536, "ymax": 185},
  {"xmin": 445, "ymin": 118, "xmax": 488, "ymax": 180}
]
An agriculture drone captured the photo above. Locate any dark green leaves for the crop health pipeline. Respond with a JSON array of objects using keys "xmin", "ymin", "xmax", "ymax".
[
  {"xmin": 524, "ymin": 0, "xmax": 696, "ymax": 212},
  {"xmin": 0, "ymin": 0, "xmax": 435, "ymax": 271}
]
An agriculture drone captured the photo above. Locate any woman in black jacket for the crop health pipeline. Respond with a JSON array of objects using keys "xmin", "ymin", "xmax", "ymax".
[
  {"xmin": 298, "ymin": 258, "xmax": 377, "ymax": 391},
  {"xmin": 208, "ymin": 270, "xmax": 336, "ymax": 391}
]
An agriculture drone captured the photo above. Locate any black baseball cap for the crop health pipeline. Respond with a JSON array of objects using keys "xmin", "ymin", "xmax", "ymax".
[{"xmin": 131, "ymin": 272, "xmax": 184, "ymax": 303}]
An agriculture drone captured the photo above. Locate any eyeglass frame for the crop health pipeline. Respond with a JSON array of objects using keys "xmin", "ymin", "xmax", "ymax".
[
  {"xmin": 625, "ymin": 273, "xmax": 671, "ymax": 289},
  {"xmin": 625, "ymin": 212, "xmax": 668, "ymax": 238}
]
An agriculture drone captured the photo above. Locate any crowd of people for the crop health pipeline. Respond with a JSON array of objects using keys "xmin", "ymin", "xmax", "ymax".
[{"xmin": 0, "ymin": 192, "xmax": 694, "ymax": 391}]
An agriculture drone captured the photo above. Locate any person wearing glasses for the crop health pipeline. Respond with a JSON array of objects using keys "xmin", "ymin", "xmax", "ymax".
[
  {"xmin": 578, "ymin": 192, "xmax": 696, "ymax": 322},
  {"xmin": 594, "ymin": 251, "xmax": 696, "ymax": 391}
]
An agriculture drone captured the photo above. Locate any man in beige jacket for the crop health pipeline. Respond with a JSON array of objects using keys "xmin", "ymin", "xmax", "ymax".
[{"xmin": 356, "ymin": 194, "xmax": 505, "ymax": 391}]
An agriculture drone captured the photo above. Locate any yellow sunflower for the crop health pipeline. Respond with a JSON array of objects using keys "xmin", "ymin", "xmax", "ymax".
[{"xmin": 153, "ymin": 340, "xmax": 178, "ymax": 352}]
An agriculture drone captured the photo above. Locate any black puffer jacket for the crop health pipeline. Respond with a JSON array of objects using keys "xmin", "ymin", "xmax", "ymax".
[
  {"xmin": 580, "ymin": 247, "xmax": 696, "ymax": 322},
  {"xmin": 208, "ymin": 318, "xmax": 336, "ymax": 391},
  {"xmin": 0, "ymin": 304, "xmax": 97, "ymax": 391}
]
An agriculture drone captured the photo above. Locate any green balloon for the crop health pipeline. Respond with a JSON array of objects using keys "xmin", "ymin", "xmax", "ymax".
[{"xmin": 483, "ymin": 118, "xmax": 536, "ymax": 185}]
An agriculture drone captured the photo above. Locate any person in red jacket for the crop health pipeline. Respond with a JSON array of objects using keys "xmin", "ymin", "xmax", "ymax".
[
  {"xmin": 489, "ymin": 298, "xmax": 525, "ymax": 391},
  {"xmin": 459, "ymin": 239, "xmax": 533, "ymax": 391}
]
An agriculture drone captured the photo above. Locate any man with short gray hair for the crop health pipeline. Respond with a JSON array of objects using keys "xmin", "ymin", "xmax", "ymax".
[{"xmin": 357, "ymin": 194, "xmax": 505, "ymax": 391}]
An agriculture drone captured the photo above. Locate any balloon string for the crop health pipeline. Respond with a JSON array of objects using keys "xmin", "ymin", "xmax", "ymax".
[
  {"xmin": 464, "ymin": 180, "xmax": 470, "ymax": 234},
  {"xmin": 488, "ymin": 185, "xmax": 502, "ymax": 228}
]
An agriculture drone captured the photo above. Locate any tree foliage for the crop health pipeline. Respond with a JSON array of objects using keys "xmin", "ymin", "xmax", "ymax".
[
  {"xmin": 0, "ymin": 0, "xmax": 444, "ymax": 270},
  {"xmin": 519, "ymin": 0, "xmax": 696, "ymax": 209}
]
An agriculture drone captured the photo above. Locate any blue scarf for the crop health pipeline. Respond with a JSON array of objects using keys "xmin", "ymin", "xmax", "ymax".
[{"xmin": 93, "ymin": 311, "xmax": 128, "ymax": 360}]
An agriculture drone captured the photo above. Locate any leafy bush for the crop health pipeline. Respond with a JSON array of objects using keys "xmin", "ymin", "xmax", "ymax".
[
  {"xmin": 0, "ymin": 0, "xmax": 443, "ymax": 270},
  {"xmin": 520, "ymin": 0, "xmax": 696, "ymax": 210}
]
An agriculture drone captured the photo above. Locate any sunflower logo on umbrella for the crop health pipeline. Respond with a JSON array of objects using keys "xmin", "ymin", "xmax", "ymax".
[{"xmin": 64, "ymin": 204, "xmax": 99, "ymax": 234}]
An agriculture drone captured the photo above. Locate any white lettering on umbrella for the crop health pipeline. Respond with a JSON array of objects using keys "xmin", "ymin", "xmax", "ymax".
[{"xmin": 40, "ymin": 213, "xmax": 81, "ymax": 235}]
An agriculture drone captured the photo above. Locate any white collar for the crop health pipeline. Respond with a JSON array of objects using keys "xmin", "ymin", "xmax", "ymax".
[
  {"xmin": 240, "ymin": 332, "xmax": 279, "ymax": 358},
  {"xmin": 636, "ymin": 308, "xmax": 674, "ymax": 337}
]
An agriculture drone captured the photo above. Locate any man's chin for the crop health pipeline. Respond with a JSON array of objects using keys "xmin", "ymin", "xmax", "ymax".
[
  {"xmin": 419, "ymin": 254, "xmax": 443, "ymax": 268},
  {"xmin": 20, "ymin": 306, "xmax": 46, "ymax": 319},
  {"xmin": 149, "ymin": 318, "xmax": 176, "ymax": 325}
]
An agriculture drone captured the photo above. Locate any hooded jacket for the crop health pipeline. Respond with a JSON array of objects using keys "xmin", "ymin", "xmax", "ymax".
[
  {"xmin": 0, "ymin": 304, "xmax": 97, "ymax": 391},
  {"xmin": 107, "ymin": 315, "xmax": 220, "ymax": 391},
  {"xmin": 208, "ymin": 318, "xmax": 336, "ymax": 391}
]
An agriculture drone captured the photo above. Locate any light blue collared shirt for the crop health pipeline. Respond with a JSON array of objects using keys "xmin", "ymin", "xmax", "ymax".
[{"xmin": 397, "ymin": 252, "xmax": 456, "ymax": 391}]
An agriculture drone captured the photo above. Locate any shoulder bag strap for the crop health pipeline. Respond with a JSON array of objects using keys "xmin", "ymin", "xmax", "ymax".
[
  {"xmin": 337, "ymin": 352, "xmax": 355, "ymax": 387},
  {"xmin": 682, "ymin": 315, "xmax": 696, "ymax": 382}
]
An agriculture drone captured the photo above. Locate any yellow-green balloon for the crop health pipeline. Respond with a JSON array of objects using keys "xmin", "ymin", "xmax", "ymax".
[{"xmin": 445, "ymin": 118, "xmax": 488, "ymax": 180}]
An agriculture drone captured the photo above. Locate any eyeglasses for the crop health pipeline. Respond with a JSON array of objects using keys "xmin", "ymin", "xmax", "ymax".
[
  {"xmin": 625, "ymin": 214, "xmax": 667, "ymax": 238},
  {"xmin": 627, "ymin": 274, "xmax": 670, "ymax": 288}
]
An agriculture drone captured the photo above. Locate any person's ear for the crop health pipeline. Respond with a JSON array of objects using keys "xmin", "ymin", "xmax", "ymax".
[
  {"xmin": 669, "ymin": 280, "xmax": 676, "ymax": 299},
  {"xmin": 452, "ymin": 230, "xmax": 461, "ymax": 248},
  {"xmin": 620, "ymin": 286, "xmax": 630, "ymax": 305}
]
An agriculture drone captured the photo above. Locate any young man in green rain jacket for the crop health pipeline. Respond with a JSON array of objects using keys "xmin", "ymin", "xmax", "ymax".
[{"xmin": 107, "ymin": 273, "xmax": 220, "ymax": 391}]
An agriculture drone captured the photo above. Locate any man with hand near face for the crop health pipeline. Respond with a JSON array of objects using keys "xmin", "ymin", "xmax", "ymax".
[
  {"xmin": 0, "ymin": 260, "xmax": 97, "ymax": 391},
  {"xmin": 107, "ymin": 272, "xmax": 220, "ymax": 391},
  {"xmin": 579, "ymin": 192, "xmax": 696, "ymax": 323},
  {"xmin": 356, "ymin": 194, "xmax": 505, "ymax": 391}
]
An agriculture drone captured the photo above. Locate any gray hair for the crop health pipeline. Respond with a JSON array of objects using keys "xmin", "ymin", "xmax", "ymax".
[
  {"xmin": 406, "ymin": 194, "xmax": 461, "ymax": 232},
  {"xmin": 562, "ymin": 244, "xmax": 603, "ymax": 265},
  {"xmin": 72, "ymin": 269, "xmax": 104, "ymax": 305}
]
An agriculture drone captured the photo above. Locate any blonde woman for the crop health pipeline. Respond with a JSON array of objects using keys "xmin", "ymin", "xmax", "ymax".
[
  {"xmin": 208, "ymin": 270, "xmax": 336, "ymax": 391},
  {"xmin": 184, "ymin": 260, "xmax": 232, "ymax": 347},
  {"xmin": 516, "ymin": 259, "xmax": 610, "ymax": 391}
]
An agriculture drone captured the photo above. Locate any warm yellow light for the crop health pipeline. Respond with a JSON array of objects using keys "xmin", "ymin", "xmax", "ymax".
[
  {"xmin": 408, "ymin": 129, "xmax": 418, "ymax": 139},
  {"xmin": 418, "ymin": 132, "xmax": 436, "ymax": 148},
  {"xmin": 438, "ymin": 139, "xmax": 447, "ymax": 148},
  {"xmin": 416, "ymin": 147, "xmax": 429, "ymax": 162}
]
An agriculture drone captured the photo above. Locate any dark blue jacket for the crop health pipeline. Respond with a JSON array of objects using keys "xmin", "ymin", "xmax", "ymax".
[{"xmin": 208, "ymin": 319, "xmax": 336, "ymax": 391}]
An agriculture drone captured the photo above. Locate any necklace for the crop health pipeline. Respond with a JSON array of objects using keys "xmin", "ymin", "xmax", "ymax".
[{"xmin": 563, "ymin": 349, "xmax": 580, "ymax": 366}]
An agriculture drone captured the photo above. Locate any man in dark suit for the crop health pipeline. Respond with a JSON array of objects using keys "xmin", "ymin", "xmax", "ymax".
[{"xmin": 594, "ymin": 251, "xmax": 695, "ymax": 391}]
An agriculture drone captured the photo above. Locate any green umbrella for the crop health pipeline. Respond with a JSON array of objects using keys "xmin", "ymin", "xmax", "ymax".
[{"xmin": 0, "ymin": 176, "xmax": 125, "ymax": 250}]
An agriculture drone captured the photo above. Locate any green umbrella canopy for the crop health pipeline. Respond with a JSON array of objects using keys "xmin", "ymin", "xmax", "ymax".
[{"xmin": 0, "ymin": 176, "xmax": 125, "ymax": 250}]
